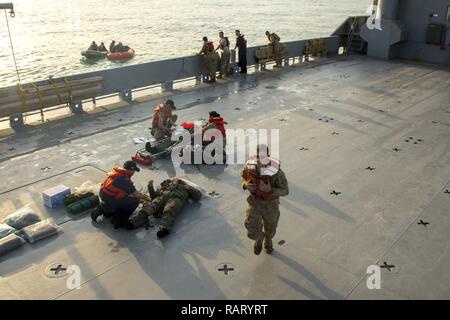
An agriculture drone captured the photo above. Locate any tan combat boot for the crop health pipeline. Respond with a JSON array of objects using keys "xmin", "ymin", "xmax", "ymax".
[
  {"xmin": 253, "ymin": 235, "xmax": 264, "ymax": 255},
  {"xmin": 264, "ymin": 237, "xmax": 273, "ymax": 254}
]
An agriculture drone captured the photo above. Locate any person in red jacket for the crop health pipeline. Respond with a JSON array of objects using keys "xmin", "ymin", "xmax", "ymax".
[{"xmin": 203, "ymin": 111, "xmax": 227, "ymax": 144}]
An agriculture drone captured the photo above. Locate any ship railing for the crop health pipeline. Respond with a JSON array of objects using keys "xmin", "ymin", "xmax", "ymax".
[
  {"xmin": 0, "ymin": 36, "xmax": 340, "ymax": 130},
  {"xmin": 332, "ymin": 15, "xmax": 369, "ymax": 53}
]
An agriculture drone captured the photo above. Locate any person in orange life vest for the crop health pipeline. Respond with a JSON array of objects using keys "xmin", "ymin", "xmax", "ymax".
[
  {"xmin": 93, "ymin": 161, "xmax": 151, "ymax": 229},
  {"xmin": 198, "ymin": 36, "xmax": 216, "ymax": 83},
  {"xmin": 241, "ymin": 144, "xmax": 289, "ymax": 255},
  {"xmin": 151, "ymin": 99, "xmax": 177, "ymax": 140},
  {"xmin": 202, "ymin": 111, "xmax": 227, "ymax": 145}
]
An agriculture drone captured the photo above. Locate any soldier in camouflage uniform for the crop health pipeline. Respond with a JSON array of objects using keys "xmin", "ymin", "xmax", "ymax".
[
  {"xmin": 199, "ymin": 36, "xmax": 216, "ymax": 83},
  {"xmin": 216, "ymin": 31, "xmax": 230, "ymax": 79},
  {"xmin": 241, "ymin": 145, "xmax": 289, "ymax": 255},
  {"xmin": 129, "ymin": 178, "xmax": 202, "ymax": 238},
  {"xmin": 265, "ymin": 31, "xmax": 282, "ymax": 68}
]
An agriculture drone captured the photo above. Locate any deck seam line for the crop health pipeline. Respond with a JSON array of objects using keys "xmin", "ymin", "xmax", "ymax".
[
  {"xmin": 343, "ymin": 177, "xmax": 450, "ymax": 299},
  {"xmin": 51, "ymin": 255, "xmax": 134, "ymax": 300}
]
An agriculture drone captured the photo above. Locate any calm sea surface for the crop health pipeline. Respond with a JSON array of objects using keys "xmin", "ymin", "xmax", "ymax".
[{"xmin": 0, "ymin": 0, "xmax": 371, "ymax": 87}]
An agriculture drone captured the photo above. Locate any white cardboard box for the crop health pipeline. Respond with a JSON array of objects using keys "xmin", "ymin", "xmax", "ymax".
[{"xmin": 42, "ymin": 185, "xmax": 71, "ymax": 208}]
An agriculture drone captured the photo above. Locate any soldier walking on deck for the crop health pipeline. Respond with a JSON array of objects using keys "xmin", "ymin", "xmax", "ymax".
[
  {"xmin": 265, "ymin": 31, "xmax": 282, "ymax": 68},
  {"xmin": 241, "ymin": 145, "xmax": 289, "ymax": 254},
  {"xmin": 199, "ymin": 36, "xmax": 216, "ymax": 83}
]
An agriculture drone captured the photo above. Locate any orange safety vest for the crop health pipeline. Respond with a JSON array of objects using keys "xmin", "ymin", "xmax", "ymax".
[
  {"xmin": 245, "ymin": 157, "xmax": 280, "ymax": 201},
  {"xmin": 204, "ymin": 116, "xmax": 227, "ymax": 141},
  {"xmin": 152, "ymin": 103, "xmax": 172, "ymax": 127},
  {"xmin": 208, "ymin": 117, "xmax": 226, "ymax": 136},
  {"xmin": 100, "ymin": 167, "xmax": 134, "ymax": 200}
]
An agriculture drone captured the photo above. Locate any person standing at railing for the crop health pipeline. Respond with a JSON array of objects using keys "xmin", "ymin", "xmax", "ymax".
[
  {"xmin": 265, "ymin": 31, "xmax": 282, "ymax": 68},
  {"xmin": 198, "ymin": 36, "xmax": 216, "ymax": 83},
  {"xmin": 216, "ymin": 31, "xmax": 230, "ymax": 79},
  {"xmin": 235, "ymin": 30, "xmax": 247, "ymax": 74}
]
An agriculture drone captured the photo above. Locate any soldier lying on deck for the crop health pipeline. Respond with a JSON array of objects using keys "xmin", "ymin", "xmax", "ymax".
[{"xmin": 129, "ymin": 177, "xmax": 202, "ymax": 238}]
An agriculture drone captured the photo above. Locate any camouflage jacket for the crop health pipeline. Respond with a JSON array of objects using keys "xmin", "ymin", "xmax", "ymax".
[{"xmin": 148, "ymin": 178, "xmax": 202, "ymax": 202}]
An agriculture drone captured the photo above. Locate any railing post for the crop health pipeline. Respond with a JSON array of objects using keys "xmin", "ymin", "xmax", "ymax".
[
  {"xmin": 69, "ymin": 101, "xmax": 84, "ymax": 114},
  {"xmin": 9, "ymin": 113, "xmax": 24, "ymax": 130},
  {"xmin": 161, "ymin": 81, "xmax": 173, "ymax": 92},
  {"xmin": 119, "ymin": 90, "xmax": 133, "ymax": 104}
]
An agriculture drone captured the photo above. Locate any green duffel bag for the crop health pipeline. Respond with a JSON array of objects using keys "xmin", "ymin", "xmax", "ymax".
[
  {"xmin": 64, "ymin": 192, "xmax": 94, "ymax": 206},
  {"xmin": 66, "ymin": 195, "xmax": 99, "ymax": 215}
]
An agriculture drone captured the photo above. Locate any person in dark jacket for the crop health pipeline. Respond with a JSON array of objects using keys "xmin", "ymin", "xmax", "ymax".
[
  {"xmin": 235, "ymin": 30, "xmax": 247, "ymax": 74},
  {"xmin": 88, "ymin": 41, "xmax": 98, "ymax": 51},
  {"xmin": 98, "ymin": 42, "xmax": 107, "ymax": 52},
  {"xmin": 109, "ymin": 40, "xmax": 116, "ymax": 53}
]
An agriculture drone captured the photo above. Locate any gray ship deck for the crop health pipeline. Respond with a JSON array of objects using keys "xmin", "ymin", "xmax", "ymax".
[{"xmin": 1, "ymin": 55, "xmax": 449, "ymax": 299}]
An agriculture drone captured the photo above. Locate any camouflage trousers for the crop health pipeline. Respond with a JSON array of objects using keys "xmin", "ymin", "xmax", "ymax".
[
  {"xmin": 219, "ymin": 50, "xmax": 230, "ymax": 77},
  {"xmin": 151, "ymin": 127, "xmax": 169, "ymax": 141},
  {"xmin": 273, "ymin": 43, "xmax": 282, "ymax": 67},
  {"xmin": 244, "ymin": 196, "xmax": 280, "ymax": 241},
  {"xmin": 129, "ymin": 193, "xmax": 185, "ymax": 231},
  {"xmin": 204, "ymin": 53, "xmax": 216, "ymax": 81},
  {"xmin": 154, "ymin": 195, "xmax": 185, "ymax": 231}
]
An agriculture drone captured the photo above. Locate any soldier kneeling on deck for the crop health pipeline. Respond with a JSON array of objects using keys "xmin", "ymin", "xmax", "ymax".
[
  {"xmin": 151, "ymin": 99, "xmax": 177, "ymax": 141},
  {"xmin": 129, "ymin": 177, "xmax": 202, "ymax": 238},
  {"xmin": 241, "ymin": 144, "xmax": 289, "ymax": 254},
  {"xmin": 91, "ymin": 161, "xmax": 151, "ymax": 229}
]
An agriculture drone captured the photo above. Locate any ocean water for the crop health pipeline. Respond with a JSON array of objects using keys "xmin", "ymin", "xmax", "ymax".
[{"xmin": 0, "ymin": 0, "xmax": 371, "ymax": 87}]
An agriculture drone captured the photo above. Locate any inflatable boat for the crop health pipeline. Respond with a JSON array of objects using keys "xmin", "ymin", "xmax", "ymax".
[
  {"xmin": 107, "ymin": 48, "xmax": 135, "ymax": 60},
  {"xmin": 81, "ymin": 50, "xmax": 108, "ymax": 59}
]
